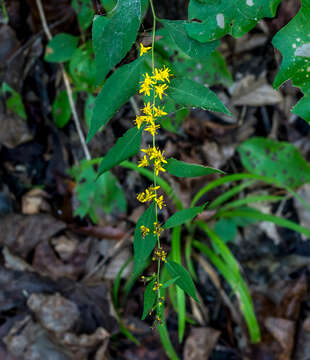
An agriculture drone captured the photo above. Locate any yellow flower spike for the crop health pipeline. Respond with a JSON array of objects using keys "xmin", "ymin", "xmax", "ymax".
[
  {"xmin": 139, "ymin": 43, "xmax": 152, "ymax": 57},
  {"xmin": 142, "ymin": 102, "xmax": 153, "ymax": 116},
  {"xmin": 153, "ymin": 105, "xmax": 167, "ymax": 117},
  {"xmin": 155, "ymin": 83, "xmax": 168, "ymax": 99},
  {"xmin": 137, "ymin": 192, "xmax": 146, "ymax": 203},
  {"xmin": 153, "ymin": 222, "xmax": 164, "ymax": 236},
  {"xmin": 145, "ymin": 123, "xmax": 160, "ymax": 136},
  {"xmin": 138, "ymin": 155, "xmax": 149, "ymax": 168},
  {"xmin": 140, "ymin": 225, "xmax": 150, "ymax": 238},
  {"xmin": 154, "ymin": 195, "xmax": 166, "ymax": 210}
]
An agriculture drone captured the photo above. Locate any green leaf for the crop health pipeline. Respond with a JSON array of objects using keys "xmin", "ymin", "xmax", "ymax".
[
  {"xmin": 165, "ymin": 157, "xmax": 224, "ymax": 178},
  {"xmin": 87, "ymin": 57, "xmax": 146, "ymax": 141},
  {"xmin": 193, "ymin": 240, "xmax": 260, "ymax": 343},
  {"xmin": 92, "ymin": 0, "xmax": 141, "ymax": 83},
  {"xmin": 72, "ymin": 0, "xmax": 94, "ymax": 30},
  {"xmin": 160, "ymin": 19, "xmax": 218, "ymax": 59},
  {"xmin": 161, "ymin": 276, "xmax": 180, "ymax": 289},
  {"xmin": 167, "ymin": 78, "xmax": 231, "ymax": 115},
  {"xmin": 44, "ymin": 33, "xmax": 79, "ymax": 62},
  {"xmin": 156, "ymin": 27, "xmax": 232, "ymax": 87},
  {"xmin": 1, "ymin": 82, "xmax": 26, "ymax": 119},
  {"xmin": 133, "ymin": 204, "xmax": 157, "ymax": 275},
  {"xmin": 142, "ymin": 279, "xmax": 157, "ymax": 320},
  {"xmin": 69, "ymin": 42, "xmax": 96, "ymax": 89},
  {"xmin": 186, "ymin": 0, "xmax": 282, "ymax": 42},
  {"xmin": 166, "ymin": 260, "xmax": 199, "ymax": 302},
  {"xmin": 84, "ymin": 93, "xmax": 95, "ymax": 128},
  {"xmin": 214, "ymin": 218, "xmax": 237, "ymax": 243},
  {"xmin": 70, "ymin": 160, "xmax": 126, "ymax": 223},
  {"xmin": 220, "ymin": 207, "xmax": 310, "ymax": 238},
  {"xmin": 272, "ymin": 0, "xmax": 310, "ymax": 122},
  {"xmin": 238, "ymin": 137, "xmax": 310, "ymax": 188},
  {"xmin": 164, "ymin": 206, "xmax": 204, "ymax": 229},
  {"xmin": 98, "ymin": 127, "xmax": 143, "ymax": 176},
  {"xmin": 52, "ymin": 90, "xmax": 72, "ymax": 128}
]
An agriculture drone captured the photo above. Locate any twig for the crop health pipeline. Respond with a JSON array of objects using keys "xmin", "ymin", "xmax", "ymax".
[{"xmin": 35, "ymin": 0, "xmax": 91, "ymax": 160}]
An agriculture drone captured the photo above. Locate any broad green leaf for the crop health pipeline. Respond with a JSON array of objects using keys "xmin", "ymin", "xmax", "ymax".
[
  {"xmin": 70, "ymin": 160, "xmax": 126, "ymax": 223},
  {"xmin": 238, "ymin": 137, "xmax": 310, "ymax": 188},
  {"xmin": 214, "ymin": 218, "xmax": 237, "ymax": 243},
  {"xmin": 92, "ymin": 0, "xmax": 141, "ymax": 83},
  {"xmin": 101, "ymin": 0, "xmax": 117, "ymax": 12},
  {"xmin": 166, "ymin": 260, "xmax": 199, "ymax": 302},
  {"xmin": 272, "ymin": 0, "xmax": 310, "ymax": 122},
  {"xmin": 186, "ymin": 0, "xmax": 282, "ymax": 42},
  {"xmin": 1, "ymin": 82, "xmax": 26, "ymax": 119},
  {"xmin": 160, "ymin": 19, "xmax": 218, "ymax": 59},
  {"xmin": 133, "ymin": 203, "xmax": 157, "ymax": 275},
  {"xmin": 167, "ymin": 78, "xmax": 231, "ymax": 115},
  {"xmin": 52, "ymin": 90, "xmax": 72, "ymax": 128},
  {"xmin": 87, "ymin": 57, "xmax": 146, "ymax": 141},
  {"xmin": 72, "ymin": 0, "xmax": 94, "ymax": 30},
  {"xmin": 98, "ymin": 126, "xmax": 143, "ymax": 175},
  {"xmin": 161, "ymin": 276, "xmax": 180, "ymax": 289},
  {"xmin": 164, "ymin": 206, "xmax": 204, "ymax": 229},
  {"xmin": 165, "ymin": 157, "xmax": 224, "ymax": 178},
  {"xmin": 156, "ymin": 27, "xmax": 232, "ymax": 87},
  {"xmin": 193, "ymin": 240, "xmax": 260, "ymax": 343},
  {"xmin": 69, "ymin": 42, "xmax": 96, "ymax": 89},
  {"xmin": 84, "ymin": 93, "xmax": 95, "ymax": 128},
  {"xmin": 44, "ymin": 33, "xmax": 79, "ymax": 62},
  {"xmin": 142, "ymin": 279, "xmax": 157, "ymax": 320}
]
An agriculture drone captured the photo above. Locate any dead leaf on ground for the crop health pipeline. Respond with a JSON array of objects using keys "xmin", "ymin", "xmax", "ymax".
[
  {"xmin": 0, "ymin": 213, "xmax": 66, "ymax": 258},
  {"xmin": 21, "ymin": 188, "xmax": 50, "ymax": 215},
  {"xmin": 0, "ymin": 113, "xmax": 33, "ymax": 149},
  {"xmin": 295, "ymin": 313, "xmax": 310, "ymax": 360},
  {"xmin": 232, "ymin": 75, "xmax": 282, "ymax": 106},
  {"xmin": 183, "ymin": 327, "xmax": 220, "ymax": 360},
  {"xmin": 32, "ymin": 238, "xmax": 90, "ymax": 280}
]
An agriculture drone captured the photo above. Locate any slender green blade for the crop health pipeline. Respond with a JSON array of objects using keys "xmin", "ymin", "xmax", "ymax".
[
  {"xmin": 142, "ymin": 279, "xmax": 157, "ymax": 320},
  {"xmin": 164, "ymin": 206, "xmax": 204, "ymax": 229},
  {"xmin": 165, "ymin": 158, "xmax": 224, "ymax": 178}
]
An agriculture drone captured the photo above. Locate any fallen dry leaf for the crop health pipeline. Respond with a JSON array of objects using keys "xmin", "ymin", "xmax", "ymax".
[
  {"xmin": 183, "ymin": 327, "xmax": 220, "ymax": 360},
  {"xmin": 21, "ymin": 188, "xmax": 50, "ymax": 215}
]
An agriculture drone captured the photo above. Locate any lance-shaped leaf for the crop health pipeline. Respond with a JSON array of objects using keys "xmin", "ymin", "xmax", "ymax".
[
  {"xmin": 87, "ymin": 57, "xmax": 145, "ymax": 141},
  {"xmin": 163, "ymin": 206, "xmax": 205, "ymax": 229},
  {"xmin": 185, "ymin": 0, "xmax": 282, "ymax": 43},
  {"xmin": 98, "ymin": 127, "xmax": 143, "ymax": 176},
  {"xmin": 45, "ymin": 33, "xmax": 79, "ymax": 63},
  {"xmin": 142, "ymin": 279, "xmax": 157, "ymax": 320},
  {"xmin": 159, "ymin": 19, "xmax": 218, "ymax": 59},
  {"xmin": 272, "ymin": 0, "xmax": 310, "ymax": 122},
  {"xmin": 133, "ymin": 203, "xmax": 157, "ymax": 275},
  {"xmin": 165, "ymin": 158, "xmax": 224, "ymax": 178},
  {"xmin": 93, "ymin": 0, "xmax": 141, "ymax": 84},
  {"xmin": 167, "ymin": 78, "xmax": 231, "ymax": 115},
  {"xmin": 238, "ymin": 137, "xmax": 310, "ymax": 188},
  {"xmin": 166, "ymin": 260, "xmax": 199, "ymax": 302}
]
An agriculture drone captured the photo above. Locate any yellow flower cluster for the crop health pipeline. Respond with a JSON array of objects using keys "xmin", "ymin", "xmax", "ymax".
[
  {"xmin": 139, "ymin": 66, "xmax": 172, "ymax": 98},
  {"xmin": 137, "ymin": 185, "xmax": 160, "ymax": 203},
  {"xmin": 140, "ymin": 225, "xmax": 150, "ymax": 238},
  {"xmin": 139, "ymin": 146, "xmax": 167, "ymax": 176},
  {"xmin": 152, "ymin": 248, "xmax": 167, "ymax": 262},
  {"xmin": 152, "ymin": 280, "xmax": 163, "ymax": 291}
]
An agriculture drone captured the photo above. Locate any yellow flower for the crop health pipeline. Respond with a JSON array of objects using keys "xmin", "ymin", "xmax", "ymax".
[
  {"xmin": 139, "ymin": 73, "xmax": 155, "ymax": 97},
  {"xmin": 134, "ymin": 115, "xmax": 148, "ymax": 129},
  {"xmin": 140, "ymin": 43, "xmax": 152, "ymax": 57},
  {"xmin": 142, "ymin": 102, "xmax": 153, "ymax": 116},
  {"xmin": 138, "ymin": 155, "xmax": 149, "ymax": 168},
  {"xmin": 155, "ymin": 83, "xmax": 168, "ymax": 99},
  {"xmin": 154, "ymin": 159, "xmax": 166, "ymax": 175},
  {"xmin": 153, "ymin": 105, "xmax": 167, "ymax": 117},
  {"xmin": 152, "ymin": 66, "xmax": 172, "ymax": 83},
  {"xmin": 153, "ymin": 246, "xmax": 166, "ymax": 260},
  {"xmin": 137, "ymin": 185, "xmax": 159, "ymax": 203},
  {"xmin": 160, "ymin": 66, "xmax": 172, "ymax": 83},
  {"xmin": 140, "ymin": 225, "xmax": 150, "ymax": 237},
  {"xmin": 145, "ymin": 123, "xmax": 160, "ymax": 136},
  {"xmin": 154, "ymin": 195, "xmax": 166, "ymax": 209}
]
